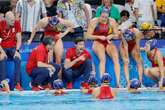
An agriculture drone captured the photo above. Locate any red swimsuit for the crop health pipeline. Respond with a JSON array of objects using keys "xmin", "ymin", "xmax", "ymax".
[
  {"xmin": 44, "ymin": 17, "xmax": 60, "ymax": 41},
  {"xmin": 93, "ymin": 20, "xmax": 113, "ymax": 47},
  {"xmin": 97, "ymin": 86, "xmax": 114, "ymax": 99},
  {"xmin": 147, "ymin": 48, "xmax": 165, "ymax": 67},
  {"xmin": 126, "ymin": 28, "xmax": 136, "ymax": 52}
]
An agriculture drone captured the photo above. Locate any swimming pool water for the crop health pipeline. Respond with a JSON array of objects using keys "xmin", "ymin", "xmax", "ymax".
[{"xmin": 0, "ymin": 90, "xmax": 165, "ymax": 110}]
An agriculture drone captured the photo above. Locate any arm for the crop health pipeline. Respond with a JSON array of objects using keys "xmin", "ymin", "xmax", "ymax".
[
  {"xmin": 112, "ymin": 88, "xmax": 117, "ymax": 97},
  {"xmin": 83, "ymin": 4, "xmax": 90, "ymax": 27},
  {"xmin": 0, "ymin": 38, "xmax": 2, "ymax": 51},
  {"xmin": 58, "ymin": 18, "xmax": 74, "ymax": 38},
  {"xmin": 64, "ymin": 59, "xmax": 79, "ymax": 69},
  {"xmin": 0, "ymin": 45, "xmax": 7, "ymax": 60},
  {"xmin": 15, "ymin": 32, "xmax": 22, "ymax": 51},
  {"xmin": 135, "ymin": 28, "xmax": 144, "ymax": 40},
  {"xmin": 64, "ymin": 51, "xmax": 86, "ymax": 69},
  {"xmin": 107, "ymin": 18, "xmax": 120, "ymax": 40},
  {"xmin": 156, "ymin": 51, "xmax": 164, "ymax": 88},
  {"xmin": 0, "ymin": 45, "xmax": 5, "ymax": 55},
  {"xmin": 28, "ymin": 17, "xmax": 49, "ymax": 44},
  {"xmin": 13, "ymin": 32, "xmax": 22, "ymax": 59},
  {"xmin": 37, "ymin": 61, "xmax": 53, "ymax": 68},
  {"xmin": 133, "ymin": 8, "xmax": 140, "ymax": 21}
]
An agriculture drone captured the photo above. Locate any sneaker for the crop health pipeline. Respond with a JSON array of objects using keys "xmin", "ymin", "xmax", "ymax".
[
  {"xmin": 42, "ymin": 84, "xmax": 52, "ymax": 90},
  {"xmin": 15, "ymin": 83, "xmax": 23, "ymax": 91},
  {"xmin": 66, "ymin": 82, "xmax": 73, "ymax": 89},
  {"xmin": 32, "ymin": 86, "xmax": 41, "ymax": 91}
]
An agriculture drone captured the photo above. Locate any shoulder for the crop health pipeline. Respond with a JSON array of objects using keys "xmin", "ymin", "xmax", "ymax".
[
  {"xmin": 91, "ymin": 18, "xmax": 99, "ymax": 24},
  {"xmin": 66, "ymin": 48, "xmax": 76, "ymax": 57},
  {"xmin": 109, "ymin": 18, "xmax": 117, "ymax": 25},
  {"xmin": 111, "ymin": 4, "xmax": 119, "ymax": 10},
  {"xmin": 84, "ymin": 49, "xmax": 90, "ymax": 54},
  {"xmin": 38, "ymin": 17, "xmax": 49, "ymax": 26},
  {"xmin": 36, "ymin": 44, "xmax": 46, "ymax": 51}
]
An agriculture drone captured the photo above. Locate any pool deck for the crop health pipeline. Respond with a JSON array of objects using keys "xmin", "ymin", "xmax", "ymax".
[{"xmin": 0, "ymin": 88, "xmax": 164, "ymax": 95}]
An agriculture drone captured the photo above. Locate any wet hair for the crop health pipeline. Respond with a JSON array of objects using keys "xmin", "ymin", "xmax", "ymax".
[
  {"xmin": 101, "ymin": 6, "xmax": 110, "ymax": 16},
  {"xmin": 120, "ymin": 10, "xmax": 130, "ymax": 18},
  {"xmin": 42, "ymin": 37, "xmax": 54, "ymax": 46},
  {"xmin": 74, "ymin": 37, "xmax": 85, "ymax": 44}
]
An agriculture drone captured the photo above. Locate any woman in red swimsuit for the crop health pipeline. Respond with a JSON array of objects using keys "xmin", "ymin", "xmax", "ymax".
[
  {"xmin": 143, "ymin": 39, "xmax": 165, "ymax": 89},
  {"xmin": 27, "ymin": 16, "xmax": 74, "ymax": 78},
  {"xmin": 119, "ymin": 28, "xmax": 144, "ymax": 88},
  {"xmin": 87, "ymin": 7, "xmax": 120, "ymax": 87}
]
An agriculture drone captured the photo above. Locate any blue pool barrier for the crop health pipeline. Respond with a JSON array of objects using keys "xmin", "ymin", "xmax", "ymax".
[{"xmin": 6, "ymin": 40, "xmax": 165, "ymax": 90}]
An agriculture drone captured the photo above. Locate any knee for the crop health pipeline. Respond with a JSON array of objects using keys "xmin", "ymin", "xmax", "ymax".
[
  {"xmin": 136, "ymin": 59, "xmax": 142, "ymax": 66},
  {"xmin": 63, "ymin": 68, "xmax": 72, "ymax": 77},
  {"xmin": 123, "ymin": 58, "xmax": 129, "ymax": 65},
  {"xmin": 123, "ymin": 61, "xmax": 129, "ymax": 66},
  {"xmin": 51, "ymin": 63, "xmax": 61, "ymax": 73},
  {"xmin": 84, "ymin": 59, "xmax": 92, "ymax": 67},
  {"xmin": 112, "ymin": 56, "xmax": 120, "ymax": 65},
  {"xmin": 42, "ymin": 69, "xmax": 50, "ymax": 77}
]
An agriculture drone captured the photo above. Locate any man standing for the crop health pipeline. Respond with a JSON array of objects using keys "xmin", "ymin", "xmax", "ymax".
[
  {"xmin": 16, "ymin": 0, "xmax": 47, "ymax": 41},
  {"xmin": 0, "ymin": 11, "xmax": 22, "ymax": 91},
  {"xmin": 26, "ymin": 37, "xmax": 60, "ymax": 91},
  {"xmin": 133, "ymin": 0, "xmax": 156, "ymax": 27},
  {"xmin": 63, "ymin": 37, "xmax": 93, "ymax": 89}
]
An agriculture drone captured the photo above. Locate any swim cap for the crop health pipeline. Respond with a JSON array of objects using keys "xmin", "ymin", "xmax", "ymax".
[
  {"xmin": 140, "ymin": 22, "xmax": 153, "ymax": 30},
  {"xmin": 130, "ymin": 79, "xmax": 141, "ymax": 89},
  {"xmin": 101, "ymin": 73, "xmax": 111, "ymax": 84},
  {"xmin": 123, "ymin": 29, "xmax": 135, "ymax": 41},
  {"xmin": 49, "ymin": 16, "xmax": 59, "ymax": 27},
  {"xmin": 88, "ymin": 74, "xmax": 97, "ymax": 87}
]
